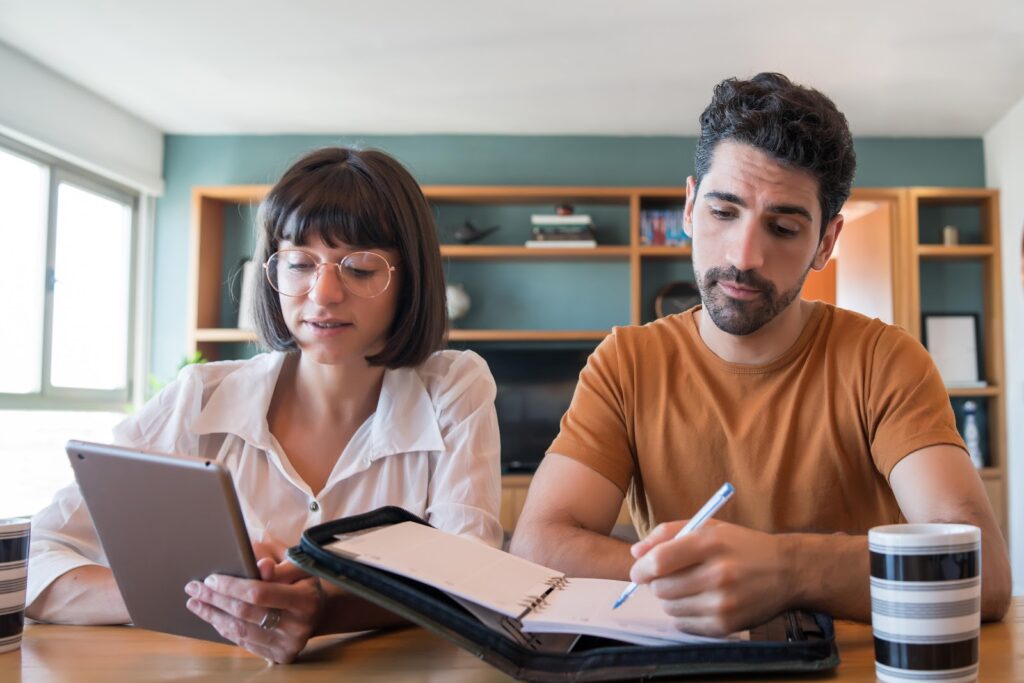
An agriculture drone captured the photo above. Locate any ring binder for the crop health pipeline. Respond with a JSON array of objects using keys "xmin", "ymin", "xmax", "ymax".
[{"xmin": 288, "ymin": 506, "xmax": 840, "ymax": 682}]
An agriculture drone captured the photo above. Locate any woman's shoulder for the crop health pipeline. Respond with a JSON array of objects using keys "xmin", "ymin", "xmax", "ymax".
[{"xmin": 408, "ymin": 349, "xmax": 496, "ymax": 404}]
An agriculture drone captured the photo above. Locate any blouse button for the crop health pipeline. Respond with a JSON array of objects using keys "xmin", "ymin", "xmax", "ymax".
[{"xmin": 309, "ymin": 500, "xmax": 320, "ymax": 512}]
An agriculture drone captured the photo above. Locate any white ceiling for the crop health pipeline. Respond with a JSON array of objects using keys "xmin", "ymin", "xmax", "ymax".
[{"xmin": 2, "ymin": 0, "xmax": 1023, "ymax": 137}]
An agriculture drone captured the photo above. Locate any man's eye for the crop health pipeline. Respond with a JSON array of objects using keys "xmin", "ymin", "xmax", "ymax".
[
  {"xmin": 772, "ymin": 223, "xmax": 798, "ymax": 237},
  {"xmin": 709, "ymin": 208, "xmax": 733, "ymax": 219}
]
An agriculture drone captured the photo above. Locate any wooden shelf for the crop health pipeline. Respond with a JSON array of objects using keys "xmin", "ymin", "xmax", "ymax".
[
  {"xmin": 447, "ymin": 329, "xmax": 609, "ymax": 342},
  {"xmin": 194, "ymin": 328, "xmax": 258, "ymax": 343},
  {"xmin": 979, "ymin": 467, "xmax": 1004, "ymax": 480},
  {"xmin": 946, "ymin": 385, "xmax": 999, "ymax": 397},
  {"xmin": 441, "ymin": 245, "xmax": 630, "ymax": 259},
  {"xmin": 917, "ymin": 245, "xmax": 995, "ymax": 258},
  {"xmin": 638, "ymin": 245, "xmax": 693, "ymax": 257}
]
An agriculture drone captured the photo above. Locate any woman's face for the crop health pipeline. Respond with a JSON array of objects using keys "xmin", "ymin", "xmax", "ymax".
[{"xmin": 275, "ymin": 235, "xmax": 401, "ymax": 366}]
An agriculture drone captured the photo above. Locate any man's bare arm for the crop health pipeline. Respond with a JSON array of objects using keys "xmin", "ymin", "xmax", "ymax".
[
  {"xmin": 628, "ymin": 444, "xmax": 1010, "ymax": 635},
  {"xmin": 508, "ymin": 453, "xmax": 633, "ymax": 578},
  {"xmin": 886, "ymin": 444, "xmax": 1011, "ymax": 620}
]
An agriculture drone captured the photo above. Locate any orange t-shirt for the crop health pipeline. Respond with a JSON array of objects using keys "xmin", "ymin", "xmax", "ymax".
[{"xmin": 548, "ymin": 302, "xmax": 966, "ymax": 538}]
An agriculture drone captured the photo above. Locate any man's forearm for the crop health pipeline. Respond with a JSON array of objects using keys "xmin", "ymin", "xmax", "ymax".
[
  {"xmin": 781, "ymin": 530, "xmax": 1008, "ymax": 623},
  {"xmin": 781, "ymin": 533, "xmax": 871, "ymax": 621},
  {"xmin": 509, "ymin": 520, "xmax": 634, "ymax": 579}
]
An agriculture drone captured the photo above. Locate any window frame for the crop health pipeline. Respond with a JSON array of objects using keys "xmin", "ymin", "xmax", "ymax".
[{"xmin": 0, "ymin": 134, "xmax": 140, "ymax": 412}]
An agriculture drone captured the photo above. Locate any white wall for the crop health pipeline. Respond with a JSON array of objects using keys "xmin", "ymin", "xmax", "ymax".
[
  {"xmin": 984, "ymin": 94, "xmax": 1024, "ymax": 595},
  {"xmin": 0, "ymin": 41, "xmax": 163, "ymax": 194}
]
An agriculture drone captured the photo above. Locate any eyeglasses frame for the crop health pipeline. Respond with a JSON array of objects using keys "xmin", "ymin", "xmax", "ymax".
[{"xmin": 263, "ymin": 248, "xmax": 398, "ymax": 299}]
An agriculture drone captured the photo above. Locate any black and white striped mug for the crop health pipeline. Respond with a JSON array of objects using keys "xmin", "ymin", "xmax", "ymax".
[
  {"xmin": 868, "ymin": 523, "xmax": 981, "ymax": 683},
  {"xmin": 0, "ymin": 518, "xmax": 30, "ymax": 654}
]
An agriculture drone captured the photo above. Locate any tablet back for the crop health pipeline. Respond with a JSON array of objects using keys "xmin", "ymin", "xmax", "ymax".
[{"xmin": 66, "ymin": 440, "xmax": 258, "ymax": 643}]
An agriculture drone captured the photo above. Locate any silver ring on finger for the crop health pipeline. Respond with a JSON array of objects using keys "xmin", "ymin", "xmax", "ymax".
[{"xmin": 259, "ymin": 607, "xmax": 281, "ymax": 631}]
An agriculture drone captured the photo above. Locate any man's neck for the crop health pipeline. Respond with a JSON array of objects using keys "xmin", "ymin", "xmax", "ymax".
[{"xmin": 695, "ymin": 299, "xmax": 816, "ymax": 365}]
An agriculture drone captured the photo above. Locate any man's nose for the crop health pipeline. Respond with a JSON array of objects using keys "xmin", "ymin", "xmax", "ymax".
[{"xmin": 725, "ymin": 218, "xmax": 766, "ymax": 273}]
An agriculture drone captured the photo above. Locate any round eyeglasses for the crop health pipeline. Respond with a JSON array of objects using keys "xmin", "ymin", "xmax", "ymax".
[{"xmin": 264, "ymin": 249, "xmax": 396, "ymax": 298}]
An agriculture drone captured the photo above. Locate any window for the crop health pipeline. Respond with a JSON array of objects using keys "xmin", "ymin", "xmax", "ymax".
[{"xmin": 0, "ymin": 139, "xmax": 138, "ymax": 409}]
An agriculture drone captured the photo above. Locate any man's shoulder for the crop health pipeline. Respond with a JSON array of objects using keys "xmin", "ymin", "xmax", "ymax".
[
  {"xmin": 820, "ymin": 304, "xmax": 922, "ymax": 361},
  {"xmin": 607, "ymin": 309, "xmax": 696, "ymax": 357}
]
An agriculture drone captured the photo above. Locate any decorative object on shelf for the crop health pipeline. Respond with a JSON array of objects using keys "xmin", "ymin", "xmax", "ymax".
[
  {"xmin": 527, "ymin": 209, "xmax": 597, "ymax": 248},
  {"xmin": 942, "ymin": 225, "xmax": 960, "ymax": 246},
  {"xmin": 445, "ymin": 283, "xmax": 471, "ymax": 323},
  {"xmin": 961, "ymin": 400, "xmax": 985, "ymax": 469},
  {"xmin": 236, "ymin": 258, "xmax": 258, "ymax": 330},
  {"xmin": 921, "ymin": 312, "xmax": 984, "ymax": 388},
  {"xmin": 452, "ymin": 221, "xmax": 500, "ymax": 244},
  {"xmin": 641, "ymin": 208, "xmax": 689, "ymax": 246},
  {"xmin": 654, "ymin": 281, "xmax": 702, "ymax": 318}
]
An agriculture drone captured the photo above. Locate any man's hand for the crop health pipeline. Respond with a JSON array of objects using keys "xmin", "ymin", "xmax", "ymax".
[{"xmin": 628, "ymin": 520, "xmax": 793, "ymax": 636}]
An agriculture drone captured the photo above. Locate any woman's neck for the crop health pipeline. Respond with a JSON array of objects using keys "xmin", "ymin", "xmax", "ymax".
[{"xmin": 277, "ymin": 352, "xmax": 386, "ymax": 426}]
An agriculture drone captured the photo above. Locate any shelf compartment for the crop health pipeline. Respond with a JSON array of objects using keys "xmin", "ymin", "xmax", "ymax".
[
  {"xmin": 917, "ymin": 245, "xmax": 994, "ymax": 259},
  {"xmin": 441, "ymin": 246, "xmax": 630, "ymax": 259},
  {"xmin": 448, "ymin": 329, "xmax": 609, "ymax": 342},
  {"xmin": 947, "ymin": 385, "xmax": 999, "ymax": 397},
  {"xmin": 638, "ymin": 246, "xmax": 693, "ymax": 258}
]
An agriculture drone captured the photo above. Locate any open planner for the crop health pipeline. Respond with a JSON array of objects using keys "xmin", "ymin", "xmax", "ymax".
[
  {"xmin": 288, "ymin": 507, "xmax": 840, "ymax": 681},
  {"xmin": 324, "ymin": 519, "xmax": 745, "ymax": 647}
]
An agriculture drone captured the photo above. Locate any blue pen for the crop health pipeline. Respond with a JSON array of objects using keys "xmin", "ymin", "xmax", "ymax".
[{"xmin": 612, "ymin": 482, "xmax": 735, "ymax": 609}]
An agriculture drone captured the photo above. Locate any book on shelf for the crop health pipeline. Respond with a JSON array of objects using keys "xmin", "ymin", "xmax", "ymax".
[
  {"xmin": 531, "ymin": 226, "xmax": 596, "ymax": 241},
  {"xmin": 524, "ymin": 239, "xmax": 598, "ymax": 248},
  {"xmin": 530, "ymin": 214, "xmax": 594, "ymax": 227}
]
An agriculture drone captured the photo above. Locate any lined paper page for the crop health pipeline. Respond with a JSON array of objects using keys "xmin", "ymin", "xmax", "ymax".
[
  {"xmin": 522, "ymin": 578, "xmax": 748, "ymax": 644},
  {"xmin": 325, "ymin": 521, "xmax": 563, "ymax": 617}
]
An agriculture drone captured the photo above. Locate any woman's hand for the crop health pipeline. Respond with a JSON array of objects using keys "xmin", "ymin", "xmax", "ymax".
[{"xmin": 184, "ymin": 553, "xmax": 325, "ymax": 664}]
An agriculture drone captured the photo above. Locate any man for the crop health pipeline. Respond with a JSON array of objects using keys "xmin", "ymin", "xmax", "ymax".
[{"xmin": 509, "ymin": 73, "xmax": 1011, "ymax": 635}]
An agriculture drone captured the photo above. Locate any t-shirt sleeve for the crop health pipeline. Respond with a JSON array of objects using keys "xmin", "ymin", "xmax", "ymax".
[
  {"xmin": 867, "ymin": 325, "xmax": 967, "ymax": 478},
  {"xmin": 546, "ymin": 331, "xmax": 635, "ymax": 493}
]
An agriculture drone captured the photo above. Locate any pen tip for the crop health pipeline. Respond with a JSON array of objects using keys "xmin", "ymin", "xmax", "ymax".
[{"xmin": 611, "ymin": 598, "xmax": 623, "ymax": 610}]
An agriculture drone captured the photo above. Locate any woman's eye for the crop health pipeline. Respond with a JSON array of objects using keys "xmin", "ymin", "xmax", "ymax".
[{"xmin": 287, "ymin": 262, "xmax": 313, "ymax": 271}]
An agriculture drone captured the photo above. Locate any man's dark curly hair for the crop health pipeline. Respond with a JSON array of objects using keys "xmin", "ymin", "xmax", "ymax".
[{"xmin": 694, "ymin": 72, "xmax": 856, "ymax": 238}]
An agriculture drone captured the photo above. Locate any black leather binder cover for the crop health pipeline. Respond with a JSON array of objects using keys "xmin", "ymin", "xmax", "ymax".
[{"xmin": 289, "ymin": 506, "xmax": 840, "ymax": 682}]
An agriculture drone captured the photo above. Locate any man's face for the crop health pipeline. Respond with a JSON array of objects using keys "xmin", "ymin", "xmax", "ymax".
[{"xmin": 684, "ymin": 140, "xmax": 842, "ymax": 336}]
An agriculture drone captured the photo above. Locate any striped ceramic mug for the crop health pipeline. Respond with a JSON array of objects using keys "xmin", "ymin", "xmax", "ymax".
[
  {"xmin": 868, "ymin": 523, "xmax": 981, "ymax": 683},
  {"xmin": 0, "ymin": 518, "xmax": 30, "ymax": 654}
]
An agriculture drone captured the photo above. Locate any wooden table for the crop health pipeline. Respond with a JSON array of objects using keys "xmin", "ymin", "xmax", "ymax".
[{"xmin": 5, "ymin": 598, "xmax": 1022, "ymax": 682}]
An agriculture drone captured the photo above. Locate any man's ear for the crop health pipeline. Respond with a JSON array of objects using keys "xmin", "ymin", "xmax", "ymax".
[
  {"xmin": 683, "ymin": 176, "xmax": 697, "ymax": 238},
  {"xmin": 811, "ymin": 214, "xmax": 844, "ymax": 271}
]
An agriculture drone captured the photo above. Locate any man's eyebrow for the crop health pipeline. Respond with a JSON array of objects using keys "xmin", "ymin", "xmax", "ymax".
[
  {"xmin": 766, "ymin": 204, "xmax": 813, "ymax": 222},
  {"xmin": 704, "ymin": 191, "xmax": 813, "ymax": 223},
  {"xmin": 703, "ymin": 191, "xmax": 745, "ymax": 206}
]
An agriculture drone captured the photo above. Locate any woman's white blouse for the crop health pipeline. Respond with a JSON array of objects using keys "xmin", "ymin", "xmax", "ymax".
[{"xmin": 27, "ymin": 350, "xmax": 503, "ymax": 607}]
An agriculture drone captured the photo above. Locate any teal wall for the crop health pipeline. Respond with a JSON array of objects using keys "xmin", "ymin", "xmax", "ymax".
[{"xmin": 152, "ymin": 134, "xmax": 985, "ymax": 380}]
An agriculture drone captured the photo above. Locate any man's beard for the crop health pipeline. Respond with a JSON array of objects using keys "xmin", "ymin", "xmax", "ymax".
[{"xmin": 695, "ymin": 265, "xmax": 809, "ymax": 336}]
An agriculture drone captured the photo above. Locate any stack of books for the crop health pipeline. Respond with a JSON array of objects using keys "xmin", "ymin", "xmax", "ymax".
[
  {"xmin": 640, "ymin": 208, "xmax": 689, "ymax": 246},
  {"xmin": 525, "ymin": 214, "xmax": 597, "ymax": 248}
]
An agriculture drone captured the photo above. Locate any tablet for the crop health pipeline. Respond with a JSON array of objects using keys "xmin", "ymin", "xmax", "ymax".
[{"xmin": 66, "ymin": 439, "xmax": 259, "ymax": 643}]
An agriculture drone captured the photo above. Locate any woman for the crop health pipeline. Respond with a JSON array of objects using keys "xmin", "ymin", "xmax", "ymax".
[{"xmin": 26, "ymin": 147, "xmax": 503, "ymax": 663}]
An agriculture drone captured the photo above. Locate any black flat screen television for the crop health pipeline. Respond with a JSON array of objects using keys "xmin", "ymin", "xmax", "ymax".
[{"xmin": 469, "ymin": 345, "xmax": 595, "ymax": 474}]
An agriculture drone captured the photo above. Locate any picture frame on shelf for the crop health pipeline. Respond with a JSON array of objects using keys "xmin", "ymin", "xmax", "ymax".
[{"xmin": 921, "ymin": 312, "xmax": 984, "ymax": 388}]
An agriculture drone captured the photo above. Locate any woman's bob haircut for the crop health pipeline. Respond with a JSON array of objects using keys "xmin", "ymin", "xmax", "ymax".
[{"xmin": 252, "ymin": 147, "xmax": 446, "ymax": 368}]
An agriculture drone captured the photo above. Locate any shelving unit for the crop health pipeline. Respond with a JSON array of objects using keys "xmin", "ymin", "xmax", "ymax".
[
  {"xmin": 188, "ymin": 184, "xmax": 1008, "ymax": 535},
  {"xmin": 904, "ymin": 188, "xmax": 1007, "ymax": 536}
]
